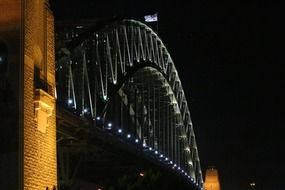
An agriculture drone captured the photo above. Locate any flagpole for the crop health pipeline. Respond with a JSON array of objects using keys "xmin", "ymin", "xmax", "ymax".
[{"xmin": 156, "ymin": 14, "xmax": 158, "ymax": 34}]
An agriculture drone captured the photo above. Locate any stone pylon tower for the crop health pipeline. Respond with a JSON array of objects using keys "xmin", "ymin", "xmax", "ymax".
[
  {"xmin": 0, "ymin": 0, "xmax": 57, "ymax": 189},
  {"xmin": 204, "ymin": 167, "xmax": 221, "ymax": 190},
  {"xmin": 23, "ymin": 0, "xmax": 57, "ymax": 189}
]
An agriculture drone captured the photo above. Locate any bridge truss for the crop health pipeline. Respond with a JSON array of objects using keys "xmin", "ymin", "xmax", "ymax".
[{"xmin": 56, "ymin": 19, "xmax": 203, "ymax": 188}]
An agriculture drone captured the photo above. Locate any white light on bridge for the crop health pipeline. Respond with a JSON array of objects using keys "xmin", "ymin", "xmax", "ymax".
[
  {"xmin": 68, "ymin": 99, "xmax": 73, "ymax": 104},
  {"xmin": 106, "ymin": 123, "xmax": 112, "ymax": 130},
  {"xmin": 83, "ymin": 108, "xmax": 88, "ymax": 113},
  {"xmin": 127, "ymin": 134, "xmax": 131, "ymax": 138},
  {"xmin": 178, "ymin": 167, "xmax": 181, "ymax": 170},
  {"xmin": 188, "ymin": 160, "xmax": 193, "ymax": 166},
  {"xmin": 170, "ymin": 161, "xmax": 173, "ymax": 164},
  {"xmin": 149, "ymin": 147, "xmax": 152, "ymax": 151},
  {"xmin": 185, "ymin": 147, "xmax": 190, "ymax": 152},
  {"xmin": 154, "ymin": 150, "xmax": 158, "ymax": 154},
  {"xmin": 159, "ymin": 154, "xmax": 164, "ymax": 158},
  {"xmin": 135, "ymin": 139, "xmax": 139, "ymax": 143},
  {"xmin": 118, "ymin": 129, "xmax": 122, "ymax": 133},
  {"xmin": 165, "ymin": 157, "xmax": 168, "ymax": 161},
  {"xmin": 173, "ymin": 164, "xmax": 177, "ymax": 167},
  {"xmin": 143, "ymin": 143, "xmax": 147, "ymax": 147},
  {"xmin": 113, "ymin": 80, "xmax": 117, "ymax": 84},
  {"xmin": 96, "ymin": 116, "xmax": 101, "ymax": 121}
]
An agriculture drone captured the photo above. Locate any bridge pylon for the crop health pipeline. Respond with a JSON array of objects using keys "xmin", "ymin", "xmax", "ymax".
[
  {"xmin": 23, "ymin": 0, "xmax": 57, "ymax": 189},
  {"xmin": 204, "ymin": 167, "xmax": 221, "ymax": 190},
  {"xmin": 1, "ymin": 0, "xmax": 57, "ymax": 189}
]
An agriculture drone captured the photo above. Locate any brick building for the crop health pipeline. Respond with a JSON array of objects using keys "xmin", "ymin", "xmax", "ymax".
[{"xmin": 0, "ymin": 0, "xmax": 57, "ymax": 189}]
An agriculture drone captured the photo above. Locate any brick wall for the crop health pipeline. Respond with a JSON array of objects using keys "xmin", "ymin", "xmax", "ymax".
[{"xmin": 24, "ymin": 0, "xmax": 57, "ymax": 189}]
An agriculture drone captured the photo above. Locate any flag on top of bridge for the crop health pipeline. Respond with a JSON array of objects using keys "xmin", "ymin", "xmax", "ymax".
[{"xmin": 144, "ymin": 13, "xmax": 158, "ymax": 22}]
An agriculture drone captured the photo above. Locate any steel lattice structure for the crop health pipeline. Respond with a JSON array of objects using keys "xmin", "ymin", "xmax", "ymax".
[{"xmin": 56, "ymin": 19, "xmax": 203, "ymax": 188}]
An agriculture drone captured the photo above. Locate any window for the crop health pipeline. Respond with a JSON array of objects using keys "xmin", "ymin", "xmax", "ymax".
[{"xmin": 0, "ymin": 41, "xmax": 8, "ymax": 74}]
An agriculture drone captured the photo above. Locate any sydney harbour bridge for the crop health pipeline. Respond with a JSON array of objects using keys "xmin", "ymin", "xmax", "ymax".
[{"xmin": 55, "ymin": 18, "xmax": 203, "ymax": 189}]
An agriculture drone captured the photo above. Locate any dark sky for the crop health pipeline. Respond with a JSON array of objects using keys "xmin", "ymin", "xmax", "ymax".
[{"xmin": 51, "ymin": 1, "xmax": 284, "ymax": 189}]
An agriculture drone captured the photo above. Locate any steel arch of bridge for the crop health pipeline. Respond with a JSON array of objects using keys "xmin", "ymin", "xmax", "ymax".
[{"xmin": 56, "ymin": 19, "xmax": 203, "ymax": 188}]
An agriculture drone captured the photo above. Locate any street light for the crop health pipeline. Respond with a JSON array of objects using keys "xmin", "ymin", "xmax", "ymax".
[{"xmin": 250, "ymin": 182, "xmax": 256, "ymax": 189}]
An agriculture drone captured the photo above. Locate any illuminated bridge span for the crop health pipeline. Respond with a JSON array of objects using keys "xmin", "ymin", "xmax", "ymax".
[{"xmin": 56, "ymin": 19, "xmax": 203, "ymax": 188}]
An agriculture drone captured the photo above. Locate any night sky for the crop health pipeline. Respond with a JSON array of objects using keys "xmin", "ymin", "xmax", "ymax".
[{"xmin": 51, "ymin": 1, "xmax": 284, "ymax": 189}]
